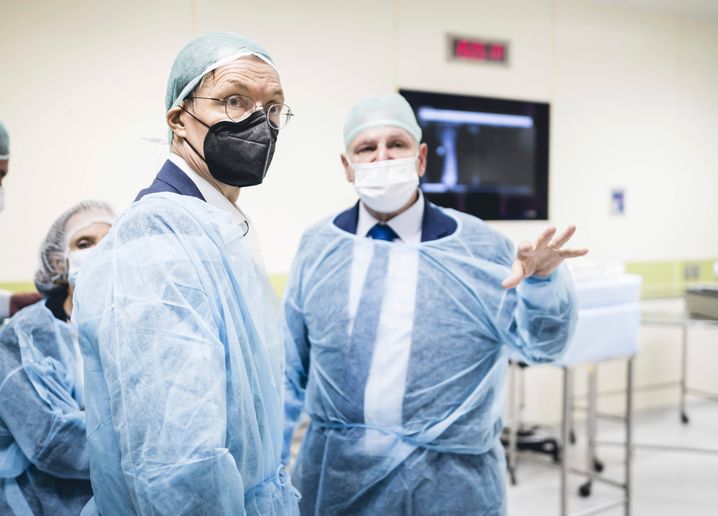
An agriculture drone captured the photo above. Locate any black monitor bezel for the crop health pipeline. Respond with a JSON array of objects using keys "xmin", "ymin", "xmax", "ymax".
[{"xmin": 399, "ymin": 88, "xmax": 550, "ymax": 221}]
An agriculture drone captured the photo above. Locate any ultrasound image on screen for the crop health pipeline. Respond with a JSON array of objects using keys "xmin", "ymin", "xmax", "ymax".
[
  {"xmin": 400, "ymin": 89, "xmax": 549, "ymax": 220},
  {"xmin": 418, "ymin": 108, "xmax": 536, "ymax": 195}
]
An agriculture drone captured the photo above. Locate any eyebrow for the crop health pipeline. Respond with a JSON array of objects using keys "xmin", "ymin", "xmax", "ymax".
[
  {"xmin": 353, "ymin": 138, "xmax": 376, "ymax": 148},
  {"xmin": 216, "ymin": 79, "xmax": 284, "ymax": 100},
  {"xmin": 354, "ymin": 132, "xmax": 412, "ymax": 147}
]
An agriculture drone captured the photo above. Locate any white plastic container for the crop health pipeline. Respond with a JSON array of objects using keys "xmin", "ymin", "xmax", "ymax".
[{"xmin": 557, "ymin": 273, "xmax": 643, "ymax": 366}]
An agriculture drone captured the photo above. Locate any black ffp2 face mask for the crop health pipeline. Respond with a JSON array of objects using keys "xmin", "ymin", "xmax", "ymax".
[{"xmin": 183, "ymin": 109, "xmax": 278, "ymax": 187}]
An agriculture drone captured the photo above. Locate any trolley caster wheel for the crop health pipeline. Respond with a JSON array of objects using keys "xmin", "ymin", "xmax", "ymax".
[
  {"xmin": 578, "ymin": 482, "xmax": 592, "ymax": 498},
  {"xmin": 569, "ymin": 430, "xmax": 576, "ymax": 445},
  {"xmin": 592, "ymin": 458, "xmax": 604, "ymax": 473},
  {"xmin": 681, "ymin": 412, "xmax": 690, "ymax": 425}
]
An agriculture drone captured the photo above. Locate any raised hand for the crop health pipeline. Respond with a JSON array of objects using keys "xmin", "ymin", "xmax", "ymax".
[{"xmin": 502, "ymin": 225, "xmax": 588, "ymax": 289}]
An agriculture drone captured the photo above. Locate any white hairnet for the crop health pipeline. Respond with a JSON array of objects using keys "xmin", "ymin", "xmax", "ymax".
[
  {"xmin": 165, "ymin": 32, "xmax": 276, "ymax": 111},
  {"xmin": 0, "ymin": 121, "xmax": 9, "ymax": 159},
  {"xmin": 34, "ymin": 200, "xmax": 115, "ymax": 295},
  {"xmin": 343, "ymin": 94, "xmax": 422, "ymax": 150}
]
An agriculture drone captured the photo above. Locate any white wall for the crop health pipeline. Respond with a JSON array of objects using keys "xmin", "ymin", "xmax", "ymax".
[
  {"xmin": 0, "ymin": 0, "xmax": 395, "ymax": 279},
  {"xmin": 552, "ymin": 2, "xmax": 718, "ymax": 263},
  {"xmin": 0, "ymin": 0, "xmax": 194, "ymax": 277},
  {"xmin": 2, "ymin": 0, "xmax": 717, "ymax": 280},
  {"xmin": 2, "ymin": 0, "xmax": 718, "ymax": 421}
]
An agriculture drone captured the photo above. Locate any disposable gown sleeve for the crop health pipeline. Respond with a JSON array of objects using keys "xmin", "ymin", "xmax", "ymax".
[
  {"xmin": 88, "ymin": 228, "xmax": 246, "ymax": 515},
  {"xmin": 0, "ymin": 328, "xmax": 89, "ymax": 479},
  {"xmin": 505, "ymin": 264, "xmax": 578, "ymax": 364},
  {"xmin": 282, "ymin": 255, "xmax": 311, "ymax": 465}
]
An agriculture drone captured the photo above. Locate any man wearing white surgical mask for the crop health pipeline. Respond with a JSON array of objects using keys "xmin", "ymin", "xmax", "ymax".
[
  {"xmin": 341, "ymin": 123, "xmax": 428, "ymax": 243},
  {"xmin": 283, "ymin": 94, "xmax": 588, "ymax": 515},
  {"xmin": 0, "ymin": 120, "xmax": 43, "ymax": 321}
]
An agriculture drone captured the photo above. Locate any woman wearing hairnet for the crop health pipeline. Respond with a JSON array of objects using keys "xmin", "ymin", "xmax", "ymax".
[
  {"xmin": 72, "ymin": 32, "xmax": 299, "ymax": 516},
  {"xmin": 0, "ymin": 200, "xmax": 114, "ymax": 515}
]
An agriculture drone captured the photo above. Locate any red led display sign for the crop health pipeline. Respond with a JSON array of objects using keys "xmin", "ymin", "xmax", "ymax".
[{"xmin": 449, "ymin": 36, "xmax": 509, "ymax": 64}]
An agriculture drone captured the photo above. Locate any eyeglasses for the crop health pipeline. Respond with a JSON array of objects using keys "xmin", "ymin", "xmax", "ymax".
[{"xmin": 187, "ymin": 94, "xmax": 294, "ymax": 130}]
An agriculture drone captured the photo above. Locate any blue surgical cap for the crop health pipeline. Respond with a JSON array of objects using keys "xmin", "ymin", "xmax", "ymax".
[
  {"xmin": 343, "ymin": 94, "xmax": 422, "ymax": 150},
  {"xmin": 165, "ymin": 32, "xmax": 276, "ymax": 111},
  {"xmin": 0, "ymin": 121, "xmax": 9, "ymax": 159}
]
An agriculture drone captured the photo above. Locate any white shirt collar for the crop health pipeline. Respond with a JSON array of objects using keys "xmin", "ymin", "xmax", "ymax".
[
  {"xmin": 356, "ymin": 190, "xmax": 424, "ymax": 244},
  {"xmin": 168, "ymin": 153, "xmax": 247, "ymax": 226}
]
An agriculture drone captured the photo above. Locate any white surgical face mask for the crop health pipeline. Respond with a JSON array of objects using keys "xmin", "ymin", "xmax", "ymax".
[
  {"xmin": 351, "ymin": 155, "xmax": 419, "ymax": 213},
  {"xmin": 0, "ymin": 186, "xmax": 5, "ymax": 214},
  {"xmin": 67, "ymin": 247, "xmax": 96, "ymax": 286}
]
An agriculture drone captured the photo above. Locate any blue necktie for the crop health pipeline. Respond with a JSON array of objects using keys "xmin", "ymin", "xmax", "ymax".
[
  {"xmin": 367, "ymin": 223, "xmax": 399, "ymax": 242},
  {"xmin": 341, "ymin": 244, "xmax": 390, "ymax": 422}
]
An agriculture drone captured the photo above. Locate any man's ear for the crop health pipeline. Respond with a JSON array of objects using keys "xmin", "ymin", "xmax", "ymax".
[
  {"xmin": 341, "ymin": 154, "xmax": 354, "ymax": 183},
  {"xmin": 417, "ymin": 142, "xmax": 428, "ymax": 178},
  {"xmin": 166, "ymin": 106, "xmax": 186, "ymax": 139}
]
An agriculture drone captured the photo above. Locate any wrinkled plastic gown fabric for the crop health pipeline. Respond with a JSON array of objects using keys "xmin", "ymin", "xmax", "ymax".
[
  {"xmin": 0, "ymin": 301, "xmax": 91, "ymax": 515},
  {"xmin": 73, "ymin": 192, "xmax": 299, "ymax": 516},
  {"xmin": 283, "ymin": 208, "xmax": 577, "ymax": 515}
]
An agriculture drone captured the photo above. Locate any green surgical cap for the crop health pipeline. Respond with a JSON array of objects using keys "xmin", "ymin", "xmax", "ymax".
[
  {"xmin": 0, "ymin": 121, "xmax": 9, "ymax": 159},
  {"xmin": 165, "ymin": 32, "xmax": 276, "ymax": 111},
  {"xmin": 343, "ymin": 94, "xmax": 422, "ymax": 150}
]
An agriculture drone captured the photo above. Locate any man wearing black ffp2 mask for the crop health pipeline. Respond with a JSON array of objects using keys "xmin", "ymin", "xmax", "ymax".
[
  {"xmin": 82, "ymin": 34, "xmax": 301, "ymax": 515},
  {"xmin": 180, "ymin": 107, "xmax": 279, "ymax": 188},
  {"xmin": 137, "ymin": 51, "xmax": 293, "ymax": 208}
]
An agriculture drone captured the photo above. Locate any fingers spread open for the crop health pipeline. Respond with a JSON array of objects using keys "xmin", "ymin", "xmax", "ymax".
[
  {"xmin": 559, "ymin": 248, "xmax": 589, "ymax": 258},
  {"xmin": 535, "ymin": 226, "xmax": 557, "ymax": 250},
  {"xmin": 551, "ymin": 224, "xmax": 577, "ymax": 249}
]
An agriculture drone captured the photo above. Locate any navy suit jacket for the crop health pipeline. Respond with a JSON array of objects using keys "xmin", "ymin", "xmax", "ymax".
[
  {"xmin": 333, "ymin": 198, "xmax": 457, "ymax": 243},
  {"xmin": 135, "ymin": 159, "xmax": 205, "ymax": 202}
]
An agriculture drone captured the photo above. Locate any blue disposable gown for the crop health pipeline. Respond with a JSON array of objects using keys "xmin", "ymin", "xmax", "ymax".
[
  {"xmin": 73, "ymin": 193, "xmax": 299, "ymax": 516},
  {"xmin": 0, "ymin": 301, "xmax": 91, "ymax": 515},
  {"xmin": 283, "ymin": 208, "xmax": 577, "ymax": 515}
]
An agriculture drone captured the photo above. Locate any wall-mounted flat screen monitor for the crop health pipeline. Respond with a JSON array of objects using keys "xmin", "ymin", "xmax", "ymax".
[{"xmin": 400, "ymin": 89, "xmax": 550, "ymax": 220}]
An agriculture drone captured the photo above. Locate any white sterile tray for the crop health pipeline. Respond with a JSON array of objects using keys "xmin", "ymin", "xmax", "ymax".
[
  {"xmin": 573, "ymin": 274, "xmax": 642, "ymax": 310},
  {"xmin": 557, "ymin": 301, "xmax": 642, "ymax": 366}
]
